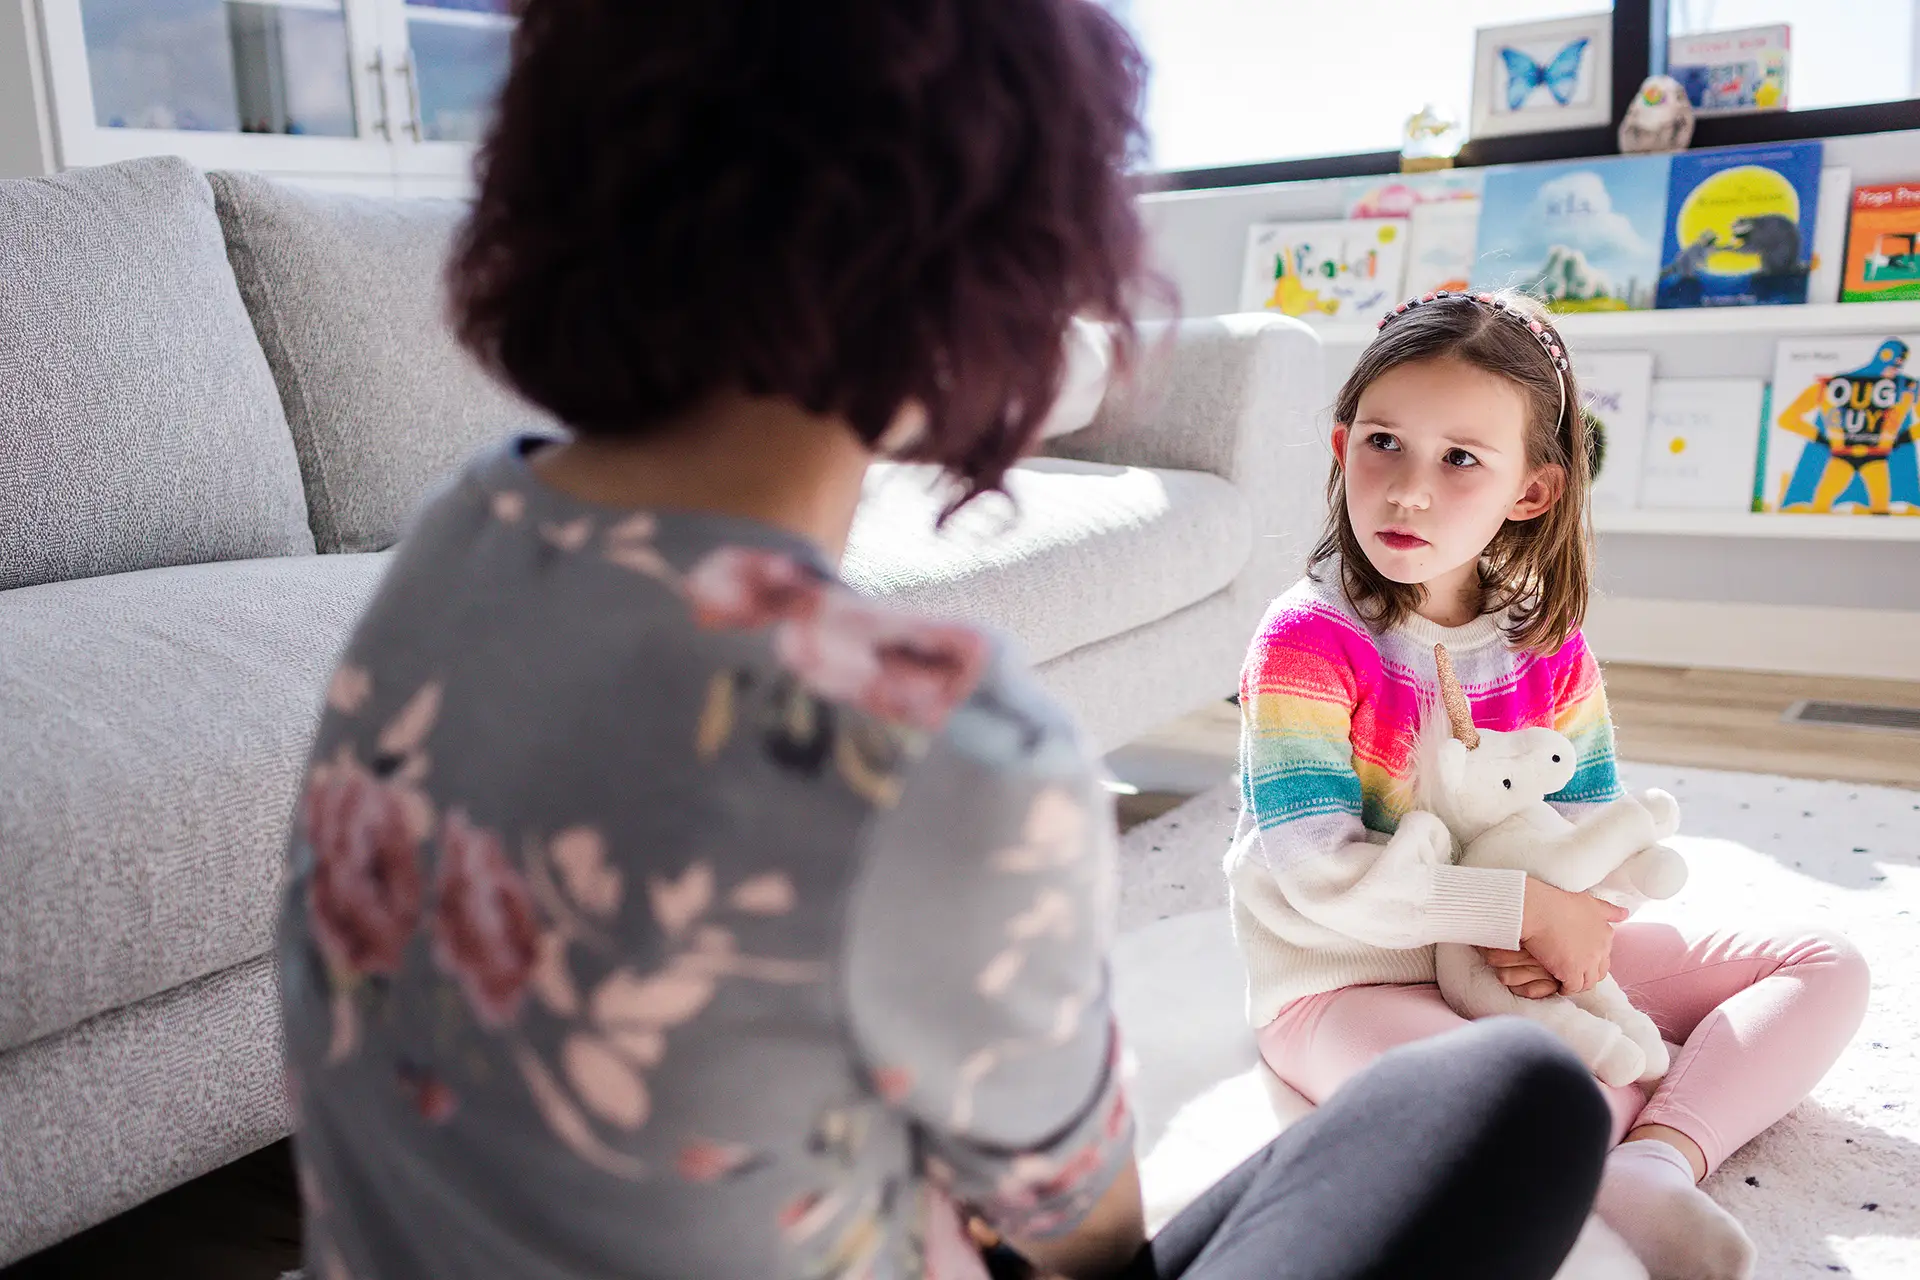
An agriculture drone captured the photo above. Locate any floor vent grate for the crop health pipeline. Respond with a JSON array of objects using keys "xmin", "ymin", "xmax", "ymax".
[{"xmin": 1783, "ymin": 700, "xmax": 1920, "ymax": 735}]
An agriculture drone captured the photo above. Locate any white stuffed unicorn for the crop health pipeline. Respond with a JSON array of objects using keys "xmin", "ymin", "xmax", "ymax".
[{"xmin": 1414, "ymin": 644, "xmax": 1688, "ymax": 1088}]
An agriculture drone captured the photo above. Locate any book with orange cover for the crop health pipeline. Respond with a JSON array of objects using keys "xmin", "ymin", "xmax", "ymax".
[{"xmin": 1841, "ymin": 183, "xmax": 1920, "ymax": 303}]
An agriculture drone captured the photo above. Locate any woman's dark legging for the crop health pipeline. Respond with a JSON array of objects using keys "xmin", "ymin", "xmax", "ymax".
[{"xmin": 1125, "ymin": 1017, "xmax": 1612, "ymax": 1280}]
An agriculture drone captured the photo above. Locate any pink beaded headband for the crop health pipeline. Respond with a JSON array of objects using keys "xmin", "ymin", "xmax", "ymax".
[{"xmin": 1377, "ymin": 289, "xmax": 1570, "ymax": 426}]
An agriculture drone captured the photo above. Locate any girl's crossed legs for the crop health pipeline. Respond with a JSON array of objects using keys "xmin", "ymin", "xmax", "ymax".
[{"xmin": 1258, "ymin": 919, "xmax": 1870, "ymax": 1176}]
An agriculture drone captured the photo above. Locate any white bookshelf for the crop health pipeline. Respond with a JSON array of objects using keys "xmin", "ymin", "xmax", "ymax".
[
  {"xmin": 1594, "ymin": 510, "xmax": 1920, "ymax": 540},
  {"xmin": 1303, "ymin": 300, "xmax": 1920, "ymax": 542},
  {"xmin": 1311, "ymin": 300, "xmax": 1920, "ymax": 351}
]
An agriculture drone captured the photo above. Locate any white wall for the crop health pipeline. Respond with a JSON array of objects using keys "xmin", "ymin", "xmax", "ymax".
[
  {"xmin": 1139, "ymin": 131, "xmax": 1920, "ymax": 677},
  {"xmin": 0, "ymin": 0, "xmax": 54, "ymax": 178}
]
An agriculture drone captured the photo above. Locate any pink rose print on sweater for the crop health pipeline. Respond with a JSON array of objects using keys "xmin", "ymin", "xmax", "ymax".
[
  {"xmin": 777, "ymin": 594, "xmax": 989, "ymax": 731},
  {"xmin": 432, "ymin": 810, "xmax": 541, "ymax": 1028},
  {"xmin": 683, "ymin": 547, "xmax": 987, "ymax": 730},
  {"xmin": 683, "ymin": 547, "xmax": 826, "ymax": 630},
  {"xmin": 304, "ymin": 754, "xmax": 426, "ymax": 977}
]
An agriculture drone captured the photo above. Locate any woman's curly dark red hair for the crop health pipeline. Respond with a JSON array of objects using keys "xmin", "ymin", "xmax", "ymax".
[{"xmin": 449, "ymin": 0, "xmax": 1153, "ymax": 509}]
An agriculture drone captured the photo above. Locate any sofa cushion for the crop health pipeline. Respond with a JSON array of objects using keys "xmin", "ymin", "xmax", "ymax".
[
  {"xmin": 1037, "ymin": 319, "xmax": 1114, "ymax": 441},
  {"xmin": 844, "ymin": 459, "xmax": 1252, "ymax": 664},
  {"xmin": 0, "ymin": 157, "xmax": 315, "ymax": 591},
  {"xmin": 207, "ymin": 171, "xmax": 555, "ymax": 555},
  {"xmin": 0, "ymin": 554, "xmax": 389, "ymax": 1053}
]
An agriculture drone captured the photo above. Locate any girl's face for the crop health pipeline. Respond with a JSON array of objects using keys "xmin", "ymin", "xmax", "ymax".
[{"xmin": 1334, "ymin": 357, "xmax": 1564, "ymax": 603}]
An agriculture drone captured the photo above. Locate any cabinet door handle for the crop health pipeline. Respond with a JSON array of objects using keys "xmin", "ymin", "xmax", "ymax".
[
  {"xmin": 397, "ymin": 52, "xmax": 425, "ymax": 142},
  {"xmin": 367, "ymin": 48, "xmax": 392, "ymax": 141}
]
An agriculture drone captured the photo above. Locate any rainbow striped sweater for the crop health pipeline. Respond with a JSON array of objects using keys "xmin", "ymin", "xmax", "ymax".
[{"xmin": 1224, "ymin": 564, "xmax": 1625, "ymax": 1026}]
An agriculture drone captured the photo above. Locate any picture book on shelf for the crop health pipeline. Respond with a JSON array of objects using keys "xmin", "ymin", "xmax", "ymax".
[
  {"xmin": 1806, "ymin": 167, "xmax": 1852, "ymax": 305},
  {"xmin": 1238, "ymin": 220, "xmax": 1408, "ymax": 321},
  {"xmin": 1471, "ymin": 155, "xmax": 1670, "ymax": 312},
  {"xmin": 1343, "ymin": 170, "xmax": 1485, "ymax": 220},
  {"xmin": 1655, "ymin": 141, "xmax": 1823, "ymax": 309},
  {"xmin": 1761, "ymin": 335, "xmax": 1920, "ymax": 514},
  {"xmin": 1403, "ymin": 201, "xmax": 1483, "ymax": 296},
  {"xmin": 1842, "ymin": 183, "xmax": 1920, "ymax": 303},
  {"xmin": 1667, "ymin": 25, "xmax": 1790, "ymax": 115},
  {"xmin": 1638, "ymin": 379, "xmax": 1767, "ymax": 511},
  {"xmin": 1574, "ymin": 350, "xmax": 1654, "ymax": 508}
]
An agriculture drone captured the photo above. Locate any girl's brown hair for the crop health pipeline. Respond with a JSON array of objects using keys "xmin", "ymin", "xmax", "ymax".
[{"xmin": 1310, "ymin": 290, "xmax": 1597, "ymax": 655}]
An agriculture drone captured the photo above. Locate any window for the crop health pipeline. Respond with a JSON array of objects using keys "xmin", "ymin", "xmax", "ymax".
[
  {"xmin": 1121, "ymin": 0, "xmax": 1920, "ymax": 188},
  {"xmin": 1110, "ymin": 0, "xmax": 1615, "ymax": 173}
]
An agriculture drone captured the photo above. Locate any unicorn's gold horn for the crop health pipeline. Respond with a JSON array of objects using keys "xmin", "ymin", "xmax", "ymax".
[{"xmin": 1434, "ymin": 644, "xmax": 1480, "ymax": 750}]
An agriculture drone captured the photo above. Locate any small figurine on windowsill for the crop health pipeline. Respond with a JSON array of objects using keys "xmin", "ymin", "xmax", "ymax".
[
  {"xmin": 1618, "ymin": 75, "xmax": 1695, "ymax": 154},
  {"xmin": 1401, "ymin": 103, "xmax": 1465, "ymax": 172}
]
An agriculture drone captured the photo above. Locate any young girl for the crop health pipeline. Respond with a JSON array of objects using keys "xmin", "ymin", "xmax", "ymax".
[{"xmin": 1226, "ymin": 288, "xmax": 1872, "ymax": 1280}]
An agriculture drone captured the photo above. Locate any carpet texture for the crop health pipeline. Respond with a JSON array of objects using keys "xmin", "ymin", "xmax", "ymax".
[{"xmin": 1112, "ymin": 764, "xmax": 1920, "ymax": 1278}]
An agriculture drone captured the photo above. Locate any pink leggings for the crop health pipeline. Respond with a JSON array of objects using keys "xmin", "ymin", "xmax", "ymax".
[{"xmin": 1259, "ymin": 921, "xmax": 1870, "ymax": 1177}]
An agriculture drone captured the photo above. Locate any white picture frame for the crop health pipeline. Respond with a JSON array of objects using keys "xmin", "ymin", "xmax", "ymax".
[{"xmin": 1471, "ymin": 13, "xmax": 1614, "ymax": 140}]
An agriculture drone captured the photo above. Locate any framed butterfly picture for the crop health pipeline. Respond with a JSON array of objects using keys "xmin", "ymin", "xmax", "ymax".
[{"xmin": 1470, "ymin": 13, "xmax": 1613, "ymax": 139}]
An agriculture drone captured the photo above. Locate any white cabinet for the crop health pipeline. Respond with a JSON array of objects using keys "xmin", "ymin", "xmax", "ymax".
[{"xmin": 28, "ymin": 0, "xmax": 512, "ymax": 193}]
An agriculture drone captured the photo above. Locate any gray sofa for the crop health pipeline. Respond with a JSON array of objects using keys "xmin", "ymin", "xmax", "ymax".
[{"xmin": 0, "ymin": 156, "xmax": 1325, "ymax": 1264}]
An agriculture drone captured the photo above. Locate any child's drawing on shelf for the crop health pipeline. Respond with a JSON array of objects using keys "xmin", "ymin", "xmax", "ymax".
[
  {"xmin": 1225, "ymin": 286, "xmax": 1871, "ymax": 1280},
  {"xmin": 1247, "ymin": 221, "xmax": 1403, "ymax": 320}
]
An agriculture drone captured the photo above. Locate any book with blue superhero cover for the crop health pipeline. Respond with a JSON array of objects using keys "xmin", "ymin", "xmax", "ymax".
[
  {"xmin": 1761, "ymin": 335, "xmax": 1920, "ymax": 515},
  {"xmin": 1470, "ymin": 155, "xmax": 1670, "ymax": 312},
  {"xmin": 1655, "ymin": 141, "xmax": 1824, "ymax": 309}
]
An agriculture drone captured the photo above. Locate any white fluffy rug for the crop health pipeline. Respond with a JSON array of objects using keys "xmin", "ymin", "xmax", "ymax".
[{"xmin": 1111, "ymin": 764, "xmax": 1920, "ymax": 1278}]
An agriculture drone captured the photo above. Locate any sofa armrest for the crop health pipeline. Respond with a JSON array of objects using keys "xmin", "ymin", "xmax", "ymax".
[{"xmin": 1045, "ymin": 313, "xmax": 1330, "ymax": 595}]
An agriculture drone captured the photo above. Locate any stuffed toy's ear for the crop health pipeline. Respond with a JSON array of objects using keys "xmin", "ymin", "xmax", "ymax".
[{"xmin": 1437, "ymin": 739, "xmax": 1468, "ymax": 796}]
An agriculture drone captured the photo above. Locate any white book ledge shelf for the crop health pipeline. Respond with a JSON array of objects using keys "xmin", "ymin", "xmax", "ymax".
[{"xmin": 1308, "ymin": 300, "xmax": 1920, "ymax": 542}]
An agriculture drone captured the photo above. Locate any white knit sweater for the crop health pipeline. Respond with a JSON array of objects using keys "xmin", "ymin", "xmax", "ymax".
[{"xmin": 1221, "ymin": 570, "xmax": 1621, "ymax": 1028}]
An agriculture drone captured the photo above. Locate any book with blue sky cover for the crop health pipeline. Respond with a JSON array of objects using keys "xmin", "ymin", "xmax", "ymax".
[
  {"xmin": 1655, "ymin": 141, "xmax": 1824, "ymax": 309},
  {"xmin": 1471, "ymin": 155, "xmax": 1670, "ymax": 312}
]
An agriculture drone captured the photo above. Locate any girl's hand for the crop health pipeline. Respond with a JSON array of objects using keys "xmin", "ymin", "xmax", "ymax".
[
  {"xmin": 1519, "ymin": 878, "xmax": 1629, "ymax": 995},
  {"xmin": 1480, "ymin": 947, "xmax": 1561, "ymax": 999}
]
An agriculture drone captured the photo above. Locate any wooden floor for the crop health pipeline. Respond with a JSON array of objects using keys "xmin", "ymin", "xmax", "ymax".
[
  {"xmin": 1111, "ymin": 664, "xmax": 1920, "ymax": 817},
  {"xmin": 1603, "ymin": 664, "xmax": 1920, "ymax": 789}
]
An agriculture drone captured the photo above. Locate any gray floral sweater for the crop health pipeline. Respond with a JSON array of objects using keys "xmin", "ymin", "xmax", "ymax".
[{"xmin": 278, "ymin": 438, "xmax": 1133, "ymax": 1280}]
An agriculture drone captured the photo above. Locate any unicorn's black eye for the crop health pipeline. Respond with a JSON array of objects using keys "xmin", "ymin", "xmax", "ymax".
[
  {"xmin": 1502, "ymin": 779, "xmax": 1512, "ymax": 790},
  {"xmin": 1552, "ymin": 755, "xmax": 1562, "ymax": 763}
]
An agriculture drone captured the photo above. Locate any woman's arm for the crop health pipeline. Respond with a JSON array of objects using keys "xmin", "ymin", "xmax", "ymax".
[
  {"xmin": 1002, "ymin": 1160, "xmax": 1146, "ymax": 1280},
  {"xmin": 841, "ymin": 668, "xmax": 1143, "ymax": 1268}
]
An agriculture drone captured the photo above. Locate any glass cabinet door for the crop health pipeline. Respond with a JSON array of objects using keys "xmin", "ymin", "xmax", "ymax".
[
  {"xmin": 384, "ymin": 0, "xmax": 513, "ymax": 188},
  {"xmin": 40, "ymin": 0, "xmax": 398, "ymax": 184},
  {"xmin": 36, "ymin": 0, "xmax": 514, "ymax": 190},
  {"xmin": 399, "ymin": 0, "xmax": 511, "ymax": 143},
  {"xmin": 78, "ymin": 0, "xmax": 357, "ymax": 136}
]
